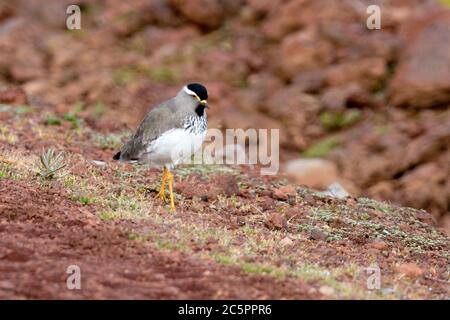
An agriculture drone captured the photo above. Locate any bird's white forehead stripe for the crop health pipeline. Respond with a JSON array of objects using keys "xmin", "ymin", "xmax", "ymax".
[{"xmin": 183, "ymin": 86, "xmax": 197, "ymax": 96}]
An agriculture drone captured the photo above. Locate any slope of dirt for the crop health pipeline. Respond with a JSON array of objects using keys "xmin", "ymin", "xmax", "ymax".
[
  {"xmin": 0, "ymin": 104, "xmax": 448, "ymax": 299},
  {"xmin": 0, "ymin": 0, "xmax": 449, "ymax": 228},
  {"xmin": 0, "ymin": 179, "xmax": 317, "ymax": 299}
]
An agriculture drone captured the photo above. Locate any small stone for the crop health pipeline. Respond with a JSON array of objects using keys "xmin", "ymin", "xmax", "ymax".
[
  {"xmin": 279, "ymin": 237, "xmax": 294, "ymax": 247},
  {"xmin": 265, "ymin": 213, "xmax": 286, "ymax": 230},
  {"xmin": 346, "ymin": 198, "xmax": 358, "ymax": 209},
  {"xmin": 285, "ymin": 158, "xmax": 339, "ymax": 190},
  {"xmin": 324, "ymin": 182, "xmax": 350, "ymax": 199},
  {"xmin": 303, "ymin": 194, "xmax": 317, "ymax": 206},
  {"xmin": 416, "ymin": 211, "xmax": 434, "ymax": 225},
  {"xmin": 396, "ymin": 263, "xmax": 424, "ymax": 278},
  {"xmin": 272, "ymin": 186, "xmax": 296, "ymax": 201},
  {"xmin": 368, "ymin": 209, "xmax": 385, "ymax": 219},
  {"xmin": 371, "ymin": 240, "xmax": 388, "ymax": 250},
  {"xmin": 285, "ymin": 208, "xmax": 301, "ymax": 220},
  {"xmin": 309, "ymin": 228, "xmax": 327, "ymax": 241},
  {"xmin": 0, "ymin": 280, "xmax": 14, "ymax": 290},
  {"xmin": 90, "ymin": 160, "xmax": 106, "ymax": 167},
  {"xmin": 319, "ymin": 285, "xmax": 335, "ymax": 296}
]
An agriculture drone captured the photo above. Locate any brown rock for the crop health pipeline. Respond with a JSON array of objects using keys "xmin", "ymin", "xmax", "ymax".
[
  {"xmin": 109, "ymin": 0, "xmax": 179, "ymax": 36},
  {"xmin": 265, "ymin": 213, "xmax": 286, "ymax": 230},
  {"xmin": 415, "ymin": 210, "xmax": 435, "ymax": 225},
  {"xmin": 265, "ymin": 87, "xmax": 320, "ymax": 150},
  {"xmin": 273, "ymin": 185, "xmax": 297, "ymax": 201},
  {"xmin": 138, "ymin": 26, "xmax": 199, "ymax": 55},
  {"xmin": 389, "ymin": 11, "xmax": 450, "ymax": 108},
  {"xmin": 214, "ymin": 174, "xmax": 240, "ymax": 197},
  {"xmin": 262, "ymin": 0, "xmax": 356, "ymax": 40},
  {"xmin": 168, "ymin": 0, "xmax": 243, "ymax": 29},
  {"xmin": 285, "ymin": 159, "xmax": 339, "ymax": 190},
  {"xmin": 320, "ymin": 83, "xmax": 371, "ymax": 111},
  {"xmin": 324, "ymin": 58, "xmax": 387, "ymax": 90},
  {"xmin": 174, "ymin": 173, "xmax": 239, "ymax": 200},
  {"xmin": 285, "ymin": 207, "xmax": 302, "ymax": 220},
  {"xmin": 309, "ymin": 228, "xmax": 327, "ymax": 241},
  {"xmin": 279, "ymin": 28, "xmax": 334, "ymax": 79},
  {"xmin": 279, "ymin": 236, "xmax": 294, "ymax": 247},
  {"xmin": 371, "ymin": 240, "xmax": 388, "ymax": 250},
  {"xmin": 318, "ymin": 285, "xmax": 335, "ymax": 296},
  {"xmin": 0, "ymin": 86, "xmax": 27, "ymax": 105},
  {"xmin": 396, "ymin": 263, "xmax": 424, "ymax": 278}
]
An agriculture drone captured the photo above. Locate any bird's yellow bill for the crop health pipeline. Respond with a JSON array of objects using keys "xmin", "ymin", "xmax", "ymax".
[{"xmin": 195, "ymin": 95, "xmax": 208, "ymax": 106}]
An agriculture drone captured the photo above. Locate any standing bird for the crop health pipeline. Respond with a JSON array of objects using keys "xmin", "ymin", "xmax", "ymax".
[{"xmin": 113, "ymin": 83, "xmax": 209, "ymax": 211}]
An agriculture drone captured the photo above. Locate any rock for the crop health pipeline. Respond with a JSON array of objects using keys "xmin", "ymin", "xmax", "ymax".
[
  {"xmin": 398, "ymin": 162, "xmax": 447, "ymax": 225},
  {"xmin": 285, "ymin": 159, "xmax": 339, "ymax": 190},
  {"xmin": 265, "ymin": 213, "xmax": 286, "ymax": 230},
  {"xmin": 320, "ymin": 83, "xmax": 371, "ymax": 111},
  {"xmin": 279, "ymin": 236, "xmax": 294, "ymax": 247},
  {"xmin": 265, "ymin": 87, "xmax": 321, "ymax": 150},
  {"xmin": 324, "ymin": 182, "xmax": 350, "ymax": 199},
  {"xmin": 371, "ymin": 240, "xmax": 388, "ymax": 250},
  {"xmin": 214, "ymin": 174, "xmax": 240, "ymax": 197},
  {"xmin": 415, "ymin": 210, "xmax": 435, "ymax": 226},
  {"xmin": 279, "ymin": 28, "xmax": 334, "ymax": 79},
  {"xmin": 285, "ymin": 207, "xmax": 302, "ymax": 220},
  {"xmin": 262, "ymin": 0, "xmax": 356, "ymax": 41},
  {"xmin": 174, "ymin": 173, "xmax": 239, "ymax": 200},
  {"xmin": 389, "ymin": 11, "xmax": 450, "ymax": 108},
  {"xmin": 309, "ymin": 228, "xmax": 327, "ymax": 241},
  {"xmin": 324, "ymin": 58, "xmax": 387, "ymax": 90},
  {"xmin": 90, "ymin": 160, "xmax": 106, "ymax": 167},
  {"xmin": 396, "ymin": 263, "xmax": 424, "ymax": 279},
  {"xmin": 0, "ymin": 86, "xmax": 27, "ymax": 105},
  {"xmin": 168, "ymin": 0, "xmax": 243, "ymax": 29},
  {"xmin": 138, "ymin": 26, "xmax": 199, "ymax": 55},
  {"xmin": 247, "ymin": 0, "xmax": 283, "ymax": 17},
  {"xmin": 318, "ymin": 285, "xmax": 335, "ymax": 296},
  {"xmin": 368, "ymin": 209, "xmax": 385, "ymax": 219},
  {"xmin": 272, "ymin": 185, "xmax": 297, "ymax": 201},
  {"xmin": 109, "ymin": 0, "xmax": 179, "ymax": 36},
  {"xmin": 292, "ymin": 70, "xmax": 326, "ymax": 92}
]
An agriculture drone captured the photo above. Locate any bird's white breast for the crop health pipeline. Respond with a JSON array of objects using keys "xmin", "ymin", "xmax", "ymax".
[{"xmin": 144, "ymin": 128, "xmax": 206, "ymax": 166}]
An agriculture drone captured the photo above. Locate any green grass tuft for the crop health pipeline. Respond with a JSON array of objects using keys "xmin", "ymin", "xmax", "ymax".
[
  {"xmin": 320, "ymin": 110, "xmax": 361, "ymax": 131},
  {"xmin": 148, "ymin": 65, "xmax": 179, "ymax": 84},
  {"xmin": 440, "ymin": 0, "xmax": 450, "ymax": 7},
  {"xmin": 46, "ymin": 116, "xmax": 62, "ymax": 126},
  {"xmin": 302, "ymin": 136, "xmax": 341, "ymax": 158}
]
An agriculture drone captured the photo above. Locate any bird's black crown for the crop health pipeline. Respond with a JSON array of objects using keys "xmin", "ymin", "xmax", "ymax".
[{"xmin": 187, "ymin": 83, "xmax": 208, "ymax": 101}]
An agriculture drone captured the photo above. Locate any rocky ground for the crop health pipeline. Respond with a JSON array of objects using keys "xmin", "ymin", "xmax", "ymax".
[
  {"xmin": 0, "ymin": 102, "xmax": 448, "ymax": 299},
  {"xmin": 1, "ymin": 0, "xmax": 449, "ymax": 229},
  {"xmin": 0, "ymin": 0, "xmax": 449, "ymax": 299}
]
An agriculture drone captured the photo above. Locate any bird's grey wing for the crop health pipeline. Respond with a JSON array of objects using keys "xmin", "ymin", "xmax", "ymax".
[{"xmin": 116, "ymin": 99, "xmax": 184, "ymax": 161}]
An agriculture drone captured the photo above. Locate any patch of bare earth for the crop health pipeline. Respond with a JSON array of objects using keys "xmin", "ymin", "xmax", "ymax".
[
  {"xmin": 0, "ymin": 179, "xmax": 318, "ymax": 299},
  {"xmin": 0, "ymin": 104, "xmax": 449, "ymax": 299}
]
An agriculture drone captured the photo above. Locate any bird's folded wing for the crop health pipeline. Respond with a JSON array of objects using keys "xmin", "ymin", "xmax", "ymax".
[{"xmin": 118, "ymin": 100, "xmax": 185, "ymax": 161}]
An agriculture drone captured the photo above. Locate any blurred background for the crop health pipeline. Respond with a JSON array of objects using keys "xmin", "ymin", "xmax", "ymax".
[{"xmin": 0, "ymin": 0, "xmax": 449, "ymax": 230}]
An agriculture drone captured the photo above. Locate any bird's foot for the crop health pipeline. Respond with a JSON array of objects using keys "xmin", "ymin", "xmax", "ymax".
[{"xmin": 157, "ymin": 189, "xmax": 167, "ymax": 202}]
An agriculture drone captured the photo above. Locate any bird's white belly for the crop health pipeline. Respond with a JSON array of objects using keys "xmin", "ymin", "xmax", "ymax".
[{"xmin": 144, "ymin": 129, "xmax": 205, "ymax": 166}]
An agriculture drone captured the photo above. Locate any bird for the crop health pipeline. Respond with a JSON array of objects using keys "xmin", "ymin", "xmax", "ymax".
[{"xmin": 113, "ymin": 83, "xmax": 209, "ymax": 211}]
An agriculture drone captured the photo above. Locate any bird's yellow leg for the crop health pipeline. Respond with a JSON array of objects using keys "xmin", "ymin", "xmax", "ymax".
[
  {"xmin": 158, "ymin": 167, "xmax": 167, "ymax": 201},
  {"xmin": 166, "ymin": 168, "xmax": 175, "ymax": 211}
]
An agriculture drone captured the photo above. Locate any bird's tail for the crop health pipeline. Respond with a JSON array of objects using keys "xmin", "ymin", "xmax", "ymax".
[{"xmin": 112, "ymin": 151, "xmax": 121, "ymax": 160}]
